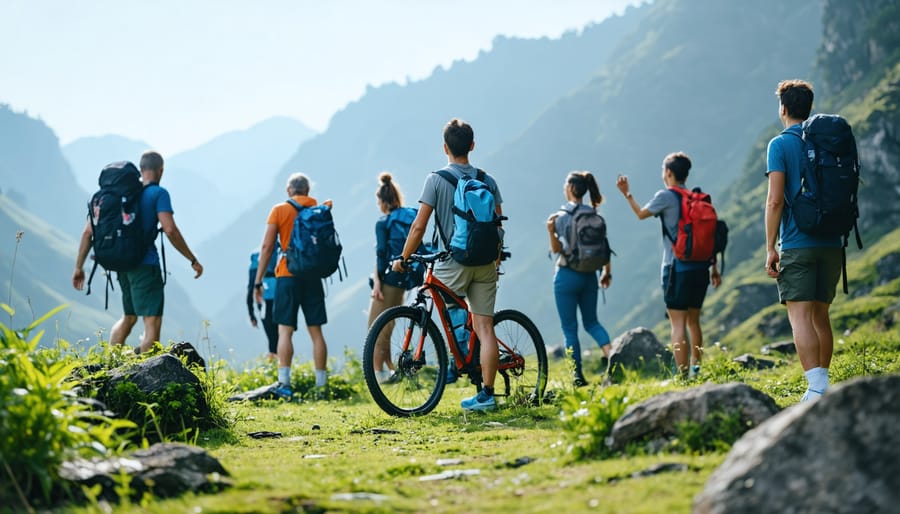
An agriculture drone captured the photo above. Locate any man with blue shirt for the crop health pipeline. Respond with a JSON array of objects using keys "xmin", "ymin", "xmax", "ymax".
[
  {"xmin": 392, "ymin": 118, "xmax": 503, "ymax": 411},
  {"xmin": 765, "ymin": 79, "xmax": 841, "ymax": 402},
  {"xmin": 616, "ymin": 152, "xmax": 721, "ymax": 377},
  {"xmin": 73, "ymin": 151, "xmax": 203, "ymax": 353}
]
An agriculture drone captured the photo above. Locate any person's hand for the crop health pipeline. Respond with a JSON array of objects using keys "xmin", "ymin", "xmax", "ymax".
[
  {"xmin": 191, "ymin": 260, "xmax": 203, "ymax": 278},
  {"xmin": 711, "ymin": 268, "xmax": 722, "ymax": 288},
  {"xmin": 600, "ymin": 273, "xmax": 612, "ymax": 289},
  {"xmin": 546, "ymin": 213, "xmax": 558, "ymax": 233},
  {"xmin": 372, "ymin": 277, "xmax": 384, "ymax": 300},
  {"xmin": 391, "ymin": 258, "xmax": 407, "ymax": 274},
  {"xmin": 616, "ymin": 174, "xmax": 630, "ymax": 196},
  {"xmin": 254, "ymin": 285, "xmax": 263, "ymax": 305},
  {"xmin": 765, "ymin": 250, "xmax": 780, "ymax": 279},
  {"xmin": 250, "ymin": 318, "xmax": 258, "ymax": 328},
  {"xmin": 72, "ymin": 268, "xmax": 85, "ymax": 290},
  {"xmin": 323, "ymin": 199, "xmax": 333, "ymax": 208}
]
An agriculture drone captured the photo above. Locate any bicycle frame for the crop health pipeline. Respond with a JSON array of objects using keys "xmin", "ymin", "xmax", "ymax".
[{"xmin": 404, "ymin": 253, "xmax": 526, "ymax": 380}]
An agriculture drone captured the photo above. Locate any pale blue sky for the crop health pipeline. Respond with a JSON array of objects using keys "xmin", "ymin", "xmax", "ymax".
[{"xmin": 1, "ymin": 0, "xmax": 640, "ymax": 153}]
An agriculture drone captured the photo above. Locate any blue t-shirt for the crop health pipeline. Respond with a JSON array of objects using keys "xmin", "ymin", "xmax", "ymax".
[
  {"xmin": 766, "ymin": 124, "xmax": 842, "ymax": 250},
  {"xmin": 140, "ymin": 184, "xmax": 173, "ymax": 265}
]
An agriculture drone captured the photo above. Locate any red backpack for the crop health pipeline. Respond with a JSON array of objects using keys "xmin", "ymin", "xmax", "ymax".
[{"xmin": 663, "ymin": 186, "xmax": 727, "ymax": 267}]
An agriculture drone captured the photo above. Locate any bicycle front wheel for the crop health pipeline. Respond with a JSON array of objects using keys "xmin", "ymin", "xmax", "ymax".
[
  {"xmin": 493, "ymin": 309, "xmax": 548, "ymax": 405},
  {"xmin": 363, "ymin": 306, "xmax": 448, "ymax": 417}
]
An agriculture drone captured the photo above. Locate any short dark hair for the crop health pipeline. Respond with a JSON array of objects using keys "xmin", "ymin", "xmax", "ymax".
[
  {"xmin": 443, "ymin": 118, "xmax": 474, "ymax": 157},
  {"xmin": 287, "ymin": 173, "xmax": 310, "ymax": 196},
  {"xmin": 140, "ymin": 151, "xmax": 164, "ymax": 172},
  {"xmin": 663, "ymin": 152, "xmax": 692, "ymax": 183},
  {"xmin": 776, "ymin": 79, "xmax": 814, "ymax": 120}
]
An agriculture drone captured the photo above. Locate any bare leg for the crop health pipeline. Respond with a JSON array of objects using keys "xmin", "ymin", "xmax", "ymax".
[
  {"xmin": 110, "ymin": 315, "xmax": 137, "ymax": 346},
  {"xmin": 139, "ymin": 315, "xmax": 162, "ymax": 353},
  {"xmin": 786, "ymin": 301, "xmax": 820, "ymax": 371},
  {"xmin": 307, "ymin": 325, "xmax": 328, "ymax": 371},
  {"xmin": 811, "ymin": 301, "xmax": 834, "ymax": 368},
  {"xmin": 668, "ymin": 308, "xmax": 690, "ymax": 373},
  {"xmin": 686, "ymin": 308, "xmax": 703, "ymax": 365},
  {"xmin": 277, "ymin": 324, "xmax": 295, "ymax": 368},
  {"xmin": 472, "ymin": 313, "xmax": 498, "ymax": 388}
]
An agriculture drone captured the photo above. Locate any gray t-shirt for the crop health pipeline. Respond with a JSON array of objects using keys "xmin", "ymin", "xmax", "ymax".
[
  {"xmin": 644, "ymin": 188, "xmax": 680, "ymax": 273},
  {"xmin": 419, "ymin": 163, "xmax": 503, "ymax": 251}
]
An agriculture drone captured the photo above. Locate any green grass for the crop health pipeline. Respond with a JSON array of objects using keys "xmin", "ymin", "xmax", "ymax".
[{"xmin": 31, "ymin": 324, "xmax": 895, "ymax": 514}]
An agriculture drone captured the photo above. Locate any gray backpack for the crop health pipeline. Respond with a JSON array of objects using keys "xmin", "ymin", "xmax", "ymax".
[{"xmin": 559, "ymin": 204, "xmax": 612, "ymax": 272}]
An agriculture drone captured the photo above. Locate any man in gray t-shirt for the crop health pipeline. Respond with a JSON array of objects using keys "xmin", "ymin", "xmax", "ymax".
[
  {"xmin": 615, "ymin": 152, "xmax": 721, "ymax": 378},
  {"xmin": 392, "ymin": 118, "xmax": 503, "ymax": 412}
]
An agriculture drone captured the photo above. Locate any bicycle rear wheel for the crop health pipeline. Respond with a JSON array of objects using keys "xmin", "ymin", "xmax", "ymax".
[
  {"xmin": 363, "ymin": 306, "xmax": 448, "ymax": 417},
  {"xmin": 493, "ymin": 309, "xmax": 548, "ymax": 405}
]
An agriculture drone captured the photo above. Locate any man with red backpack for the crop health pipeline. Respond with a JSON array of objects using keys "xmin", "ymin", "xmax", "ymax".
[{"xmin": 616, "ymin": 152, "xmax": 722, "ymax": 377}]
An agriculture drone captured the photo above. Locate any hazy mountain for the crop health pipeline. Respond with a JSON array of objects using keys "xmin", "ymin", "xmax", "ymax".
[
  {"xmin": 63, "ymin": 116, "xmax": 316, "ymax": 245},
  {"xmin": 63, "ymin": 134, "xmax": 152, "ymax": 192},
  {"xmin": 0, "ymin": 105, "xmax": 89, "ymax": 237}
]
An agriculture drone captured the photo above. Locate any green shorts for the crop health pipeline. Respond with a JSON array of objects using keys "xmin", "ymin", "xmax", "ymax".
[
  {"xmin": 433, "ymin": 259, "xmax": 498, "ymax": 316},
  {"xmin": 118, "ymin": 265, "xmax": 164, "ymax": 316},
  {"xmin": 777, "ymin": 247, "xmax": 842, "ymax": 304}
]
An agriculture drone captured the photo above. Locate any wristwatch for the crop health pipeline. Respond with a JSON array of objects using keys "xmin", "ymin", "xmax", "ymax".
[{"xmin": 254, "ymin": 283, "xmax": 263, "ymax": 289}]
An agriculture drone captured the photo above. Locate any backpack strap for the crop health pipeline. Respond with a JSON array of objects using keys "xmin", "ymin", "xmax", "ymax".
[
  {"xmin": 660, "ymin": 188, "xmax": 684, "ymax": 243},
  {"xmin": 286, "ymin": 199, "xmax": 303, "ymax": 211},
  {"xmin": 432, "ymin": 170, "xmax": 459, "ymax": 249}
]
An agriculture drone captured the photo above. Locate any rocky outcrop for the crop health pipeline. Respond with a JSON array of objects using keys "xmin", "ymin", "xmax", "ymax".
[
  {"xmin": 732, "ymin": 354, "xmax": 775, "ymax": 370},
  {"xmin": 59, "ymin": 443, "xmax": 231, "ymax": 501},
  {"xmin": 693, "ymin": 375, "xmax": 900, "ymax": 514},
  {"xmin": 605, "ymin": 327, "xmax": 674, "ymax": 382},
  {"xmin": 606, "ymin": 383, "xmax": 779, "ymax": 452}
]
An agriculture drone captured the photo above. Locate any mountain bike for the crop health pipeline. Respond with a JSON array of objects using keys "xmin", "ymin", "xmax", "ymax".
[{"xmin": 363, "ymin": 251, "xmax": 548, "ymax": 417}]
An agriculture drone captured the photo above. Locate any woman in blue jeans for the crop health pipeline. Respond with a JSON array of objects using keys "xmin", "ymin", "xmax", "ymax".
[{"xmin": 546, "ymin": 171, "xmax": 612, "ymax": 387}]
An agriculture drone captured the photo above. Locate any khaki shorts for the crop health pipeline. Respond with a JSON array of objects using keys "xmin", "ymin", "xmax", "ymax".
[
  {"xmin": 433, "ymin": 259, "xmax": 497, "ymax": 316},
  {"xmin": 777, "ymin": 247, "xmax": 842, "ymax": 304}
]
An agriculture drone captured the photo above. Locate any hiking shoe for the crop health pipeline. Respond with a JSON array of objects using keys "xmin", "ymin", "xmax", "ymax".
[
  {"xmin": 688, "ymin": 365, "xmax": 701, "ymax": 379},
  {"xmin": 379, "ymin": 371, "xmax": 402, "ymax": 385},
  {"xmin": 270, "ymin": 383, "xmax": 293, "ymax": 401},
  {"xmin": 461, "ymin": 390, "xmax": 495, "ymax": 411},
  {"xmin": 573, "ymin": 372, "xmax": 589, "ymax": 388},
  {"xmin": 800, "ymin": 388, "xmax": 824, "ymax": 402}
]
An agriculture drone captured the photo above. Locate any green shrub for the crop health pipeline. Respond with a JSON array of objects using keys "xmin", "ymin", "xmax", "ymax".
[
  {"xmin": 0, "ymin": 306, "xmax": 134, "ymax": 507},
  {"xmin": 668, "ymin": 410, "xmax": 751, "ymax": 454},
  {"xmin": 559, "ymin": 386, "xmax": 630, "ymax": 461}
]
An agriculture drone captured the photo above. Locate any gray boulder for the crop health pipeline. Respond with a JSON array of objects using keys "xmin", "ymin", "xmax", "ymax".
[
  {"xmin": 761, "ymin": 340, "xmax": 796, "ymax": 355},
  {"xmin": 101, "ymin": 354, "xmax": 209, "ymax": 418},
  {"xmin": 607, "ymin": 383, "xmax": 779, "ymax": 452},
  {"xmin": 693, "ymin": 375, "xmax": 900, "ymax": 514},
  {"xmin": 59, "ymin": 443, "xmax": 231, "ymax": 501},
  {"xmin": 732, "ymin": 353, "xmax": 776, "ymax": 370},
  {"xmin": 606, "ymin": 327, "xmax": 674, "ymax": 382}
]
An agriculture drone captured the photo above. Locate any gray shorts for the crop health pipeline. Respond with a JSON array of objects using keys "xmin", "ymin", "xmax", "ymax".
[
  {"xmin": 777, "ymin": 247, "xmax": 842, "ymax": 304},
  {"xmin": 433, "ymin": 259, "xmax": 497, "ymax": 316}
]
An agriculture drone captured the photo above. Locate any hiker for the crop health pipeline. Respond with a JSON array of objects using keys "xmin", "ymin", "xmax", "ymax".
[
  {"xmin": 368, "ymin": 172, "xmax": 424, "ymax": 384},
  {"xmin": 72, "ymin": 151, "xmax": 203, "ymax": 353},
  {"xmin": 547, "ymin": 171, "xmax": 613, "ymax": 387},
  {"xmin": 765, "ymin": 80, "xmax": 844, "ymax": 402},
  {"xmin": 616, "ymin": 152, "xmax": 721, "ymax": 376},
  {"xmin": 247, "ymin": 250, "xmax": 278, "ymax": 360},
  {"xmin": 254, "ymin": 172, "xmax": 332, "ymax": 400},
  {"xmin": 392, "ymin": 118, "xmax": 504, "ymax": 411}
]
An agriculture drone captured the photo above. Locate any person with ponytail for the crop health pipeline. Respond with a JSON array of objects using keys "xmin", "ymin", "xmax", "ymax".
[
  {"xmin": 368, "ymin": 172, "xmax": 413, "ymax": 384},
  {"xmin": 547, "ymin": 171, "xmax": 612, "ymax": 387}
]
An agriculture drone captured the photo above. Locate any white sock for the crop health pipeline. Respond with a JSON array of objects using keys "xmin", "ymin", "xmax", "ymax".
[
  {"xmin": 804, "ymin": 367, "xmax": 829, "ymax": 392},
  {"xmin": 315, "ymin": 369, "xmax": 327, "ymax": 388},
  {"xmin": 278, "ymin": 366, "xmax": 291, "ymax": 387}
]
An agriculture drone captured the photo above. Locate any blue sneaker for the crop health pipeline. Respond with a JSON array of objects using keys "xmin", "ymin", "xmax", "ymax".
[
  {"xmin": 461, "ymin": 389, "xmax": 495, "ymax": 411},
  {"xmin": 271, "ymin": 383, "xmax": 293, "ymax": 401}
]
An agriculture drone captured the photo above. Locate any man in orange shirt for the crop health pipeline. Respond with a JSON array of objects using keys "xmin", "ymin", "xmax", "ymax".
[{"xmin": 254, "ymin": 173, "xmax": 332, "ymax": 400}]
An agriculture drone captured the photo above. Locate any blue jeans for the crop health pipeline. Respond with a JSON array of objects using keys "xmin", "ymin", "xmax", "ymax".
[{"xmin": 553, "ymin": 266, "xmax": 611, "ymax": 372}]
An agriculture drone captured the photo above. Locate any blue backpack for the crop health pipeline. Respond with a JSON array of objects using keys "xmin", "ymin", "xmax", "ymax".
[
  {"xmin": 382, "ymin": 207, "xmax": 426, "ymax": 290},
  {"xmin": 285, "ymin": 200, "xmax": 343, "ymax": 279},
  {"xmin": 434, "ymin": 169, "xmax": 505, "ymax": 266},
  {"xmin": 249, "ymin": 250, "xmax": 278, "ymax": 301}
]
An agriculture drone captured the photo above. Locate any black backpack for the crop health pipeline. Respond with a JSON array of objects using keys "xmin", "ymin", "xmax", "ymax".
[
  {"xmin": 86, "ymin": 161, "xmax": 162, "ymax": 306},
  {"xmin": 785, "ymin": 114, "xmax": 863, "ymax": 292},
  {"xmin": 559, "ymin": 204, "xmax": 612, "ymax": 273}
]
